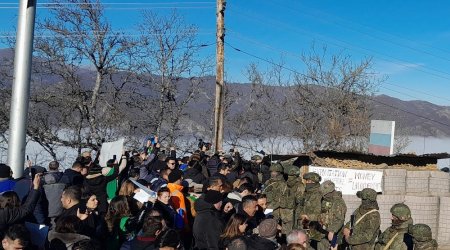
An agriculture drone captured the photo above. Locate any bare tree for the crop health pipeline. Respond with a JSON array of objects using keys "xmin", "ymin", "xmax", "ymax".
[
  {"xmin": 133, "ymin": 11, "xmax": 214, "ymax": 146},
  {"xmin": 286, "ymin": 45, "xmax": 380, "ymax": 152},
  {"xmin": 28, "ymin": 0, "xmax": 135, "ymax": 155}
]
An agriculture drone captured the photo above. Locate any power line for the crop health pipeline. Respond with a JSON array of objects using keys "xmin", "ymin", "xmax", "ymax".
[
  {"xmin": 267, "ymin": 1, "xmax": 450, "ymax": 61},
  {"xmin": 384, "ymin": 82, "xmax": 450, "ymax": 103},
  {"xmin": 0, "ymin": 2, "xmax": 215, "ymax": 4},
  {"xmin": 227, "ymin": 30, "xmax": 450, "ymax": 104},
  {"xmin": 228, "ymin": 6, "xmax": 450, "ymax": 82},
  {"xmin": 225, "ymin": 42, "xmax": 450, "ymax": 128}
]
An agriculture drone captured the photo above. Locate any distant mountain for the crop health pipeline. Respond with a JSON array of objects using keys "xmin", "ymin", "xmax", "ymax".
[{"xmin": 1, "ymin": 48, "xmax": 450, "ymax": 137}]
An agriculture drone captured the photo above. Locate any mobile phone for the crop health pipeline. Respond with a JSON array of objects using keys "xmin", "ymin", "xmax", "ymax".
[
  {"xmin": 30, "ymin": 168, "xmax": 36, "ymax": 181},
  {"xmin": 26, "ymin": 155, "xmax": 29, "ymax": 161},
  {"xmin": 113, "ymin": 155, "xmax": 117, "ymax": 162}
]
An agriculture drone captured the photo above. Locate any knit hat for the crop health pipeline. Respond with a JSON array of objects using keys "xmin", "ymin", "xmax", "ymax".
[
  {"xmin": 258, "ymin": 218, "xmax": 278, "ymax": 238},
  {"xmin": 0, "ymin": 164, "xmax": 11, "ymax": 178},
  {"xmin": 168, "ymin": 169, "xmax": 183, "ymax": 183},
  {"xmin": 204, "ymin": 190, "xmax": 223, "ymax": 204}
]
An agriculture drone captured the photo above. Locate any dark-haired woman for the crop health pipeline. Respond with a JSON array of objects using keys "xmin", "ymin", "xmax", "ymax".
[
  {"xmin": 105, "ymin": 195, "xmax": 140, "ymax": 249},
  {"xmin": 219, "ymin": 213, "xmax": 248, "ymax": 249}
]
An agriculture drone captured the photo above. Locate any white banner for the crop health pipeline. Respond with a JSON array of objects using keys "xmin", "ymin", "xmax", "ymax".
[
  {"xmin": 309, "ymin": 166, "xmax": 383, "ymax": 195},
  {"xmin": 99, "ymin": 138, "xmax": 125, "ymax": 167}
]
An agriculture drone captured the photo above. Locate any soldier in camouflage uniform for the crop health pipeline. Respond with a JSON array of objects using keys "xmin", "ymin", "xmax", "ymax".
[
  {"xmin": 284, "ymin": 165, "xmax": 305, "ymax": 231},
  {"xmin": 375, "ymin": 203, "xmax": 413, "ymax": 250},
  {"xmin": 316, "ymin": 180, "xmax": 346, "ymax": 250},
  {"xmin": 263, "ymin": 162, "xmax": 290, "ymax": 234},
  {"xmin": 408, "ymin": 224, "xmax": 438, "ymax": 250},
  {"xmin": 297, "ymin": 172, "xmax": 323, "ymax": 247},
  {"xmin": 342, "ymin": 188, "xmax": 380, "ymax": 250}
]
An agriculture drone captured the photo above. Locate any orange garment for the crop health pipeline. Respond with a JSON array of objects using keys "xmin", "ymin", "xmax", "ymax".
[{"xmin": 167, "ymin": 183, "xmax": 187, "ymax": 220}]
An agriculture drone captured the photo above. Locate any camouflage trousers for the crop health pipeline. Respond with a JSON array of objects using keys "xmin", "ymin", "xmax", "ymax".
[{"xmin": 273, "ymin": 208, "xmax": 294, "ymax": 235}]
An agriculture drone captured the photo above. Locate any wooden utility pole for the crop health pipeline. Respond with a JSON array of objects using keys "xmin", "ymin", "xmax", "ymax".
[{"xmin": 214, "ymin": 0, "xmax": 225, "ymax": 152}]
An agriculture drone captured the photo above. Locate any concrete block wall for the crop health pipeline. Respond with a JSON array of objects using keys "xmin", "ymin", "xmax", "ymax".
[
  {"xmin": 406, "ymin": 171, "xmax": 430, "ymax": 195},
  {"xmin": 429, "ymin": 171, "xmax": 450, "ymax": 196},
  {"xmin": 342, "ymin": 195, "xmax": 360, "ymax": 223},
  {"xmin": 438, "ymin": 197, "xmax": 450, "ymax": 246},
  {"xmin": 383, "ymin": 169, "xmax": 406, "ymax": 195},
  {"xmin": 404, "ymin": 195, "xmax": 439, "ymax": 238}
]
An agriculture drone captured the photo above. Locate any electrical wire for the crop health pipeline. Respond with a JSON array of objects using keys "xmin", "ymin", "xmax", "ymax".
[{"xmin": 225, "ymin": 41, "xmax": 450, "ymax": 128}]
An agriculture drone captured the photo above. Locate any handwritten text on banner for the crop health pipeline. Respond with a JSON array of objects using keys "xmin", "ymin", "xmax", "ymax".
[{"xmin": 309, "ymin": 166, "xmax": 383, "ymax": 195}]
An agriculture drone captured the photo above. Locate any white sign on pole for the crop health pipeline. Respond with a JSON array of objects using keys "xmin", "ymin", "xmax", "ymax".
[
  {"xmin": 99, "ymin": 138, "xmax": 125, "ymax": 167},
  {"xmin": 309, "ymin": 166, "xmax": 383, "ymax": 195}
]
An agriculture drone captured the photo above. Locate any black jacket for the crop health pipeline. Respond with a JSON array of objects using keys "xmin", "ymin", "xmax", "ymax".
[
  {"xmin": 184, "ymin": 167, "xmax": 206, "ymax": 184},
  {"xmin": 193, "ymin": 198, "xmax": 225, "ymax": 250},
  {"xmin": 0, "ymin": 189, "xmax": 40, "ymax": 232},
  {"xmin": 83, "ymin": 166, "xmax": 118, "ymax": 214},
  {"xmin": 60, "ymin": 169, "xmax": 84, "ymax": 186}
]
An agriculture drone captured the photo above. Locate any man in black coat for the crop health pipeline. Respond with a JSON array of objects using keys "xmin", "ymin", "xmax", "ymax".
[
  {"xmin": 193, "ymin": 190, "xmax": 225, "ymax": 250},
  {"xmin": 60, "ymin": 161, "xmax": 85, "ymax": 187}
]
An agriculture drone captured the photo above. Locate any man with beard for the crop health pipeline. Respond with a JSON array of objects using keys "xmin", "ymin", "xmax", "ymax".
[
  {"xmin": 343, "ymin": 188, "xmax": 381, "ymax": 250},
  {"xmin": 408, "ymin": 224, "xmax": 438, "ymax": 250},
  {"xmin": 283, "ymin": 165, "xmax": 305, "ymax": 232},
  {"xmin": 375, "ymin": 203, "xmax": 413, "ymax": 250},
  {"xmin": 317, "ymin": 180, "xmax": 346, "ymax": 250}
]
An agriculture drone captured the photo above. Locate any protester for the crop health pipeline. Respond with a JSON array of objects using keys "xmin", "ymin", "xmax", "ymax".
[
  {"xmin": 0, "ymin": 174, "xmax": 41, "ymax": 232},
  {"xmin": 219, "ymin": 213, "xmax": 248, "ymax": 249},
  {"xmin": 193, "ymin": 190, "xmax": 225, "ymax": 250},
  {"xmin": 47, "ymin": 215, "xmax": 91, "ymax": 249},
  {"xmin": 1, "ymin": 224, "xmax": 31, "ymax": 250},
  {"xmin": 153, "ymin": 187, "xmax": 179, "ymax": 229},
  {"xmin": 0, "ymin": 164, "xmax": 15, "ymax": 193}
]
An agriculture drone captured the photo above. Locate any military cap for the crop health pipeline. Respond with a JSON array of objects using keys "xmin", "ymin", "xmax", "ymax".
[
  {"xmin": 251, "ymin": 155, "xmax": 262, "ymax": 161},
  {"xmin": 409, "ymin": 224, "xmax": 433, "ymax": 242},
  {"xmin": 320, "ymin": 180, "xmax": 335, "ymax": 195},
  {"xmin": 356, "ymin": 188, "xmax": 377, "ymax": 201},
  {"xmin": 284, "ymin": 165, "xmax": 300, "ymax": 176},
  {"xmin": 390, "ymin": 203, "xmax": 411, "ymax": 221},
  {"xmin": 269, "ymin": 163, "xmax": 283, "ymax": 173},
  {"xmin": 303, "ymin": 172, "xmax": 321, "ymax": 183}
]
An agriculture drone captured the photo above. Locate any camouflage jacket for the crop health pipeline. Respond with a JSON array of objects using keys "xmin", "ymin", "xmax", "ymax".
[
  {"xmin": 319, "ymin": 191, "xmax": 346, "ymax": 233},
  {"xmin": 263, "ymin": 175, "xmax": 288, "ymax": 209},
  {"xmin": 285, "ymin": 176, "xmax": 305, "ymax": 209},
  {"xmin": 345, "ymin": 206, "xmax": 380, "ymax": 249},
  {"xmin": 414, "ymin": 240, "xmax": 438, "ymax": 250},
  {"xmin": 375, "ymin": 219, "xmax": 413, "ymax": 250},
  {"xmin": 298, "ymin": 184, "xmax": 322, "ymax": 221}
]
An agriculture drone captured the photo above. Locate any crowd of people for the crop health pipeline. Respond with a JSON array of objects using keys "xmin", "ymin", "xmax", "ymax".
[{"xmin": 0, "ymin": 137, "xmax": 439, "ymax": 250}]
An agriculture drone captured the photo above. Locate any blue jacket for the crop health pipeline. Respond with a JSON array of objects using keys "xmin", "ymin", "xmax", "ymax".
[{"xmin": 0, "ymin": 179, "xmax": 16, "ymax": 193}]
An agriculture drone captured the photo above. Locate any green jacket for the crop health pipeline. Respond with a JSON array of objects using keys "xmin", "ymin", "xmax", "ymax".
[
  {"xmin": 375, "ymin": 219, "xmax": 413, "ymax": 250},
  {"xmin": 298, "ymin": 184, "xmax": 322, "ymax": 221},
  {"xmin": 285, "ymin": 176, "xmax": 305, "ymax": 209},
  {"xmin": 263, "ymin": 175, "xmax": 288, "ymax": 209},
  {"xmin": 319, "ymin": 191, "xmax": 346, "ymax": 234},
  {"xmin": 345, "ymin": 206, "xmax": 380, "ymax": 250},
  {"xmin": 414, "ymin": 240, "xmax": 438, "ymax": 250}
]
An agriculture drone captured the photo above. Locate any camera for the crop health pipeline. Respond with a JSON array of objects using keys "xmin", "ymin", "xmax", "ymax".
[{"xmin": 198, "ymin": 139, "xmax": 211, "ymax": 151}]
